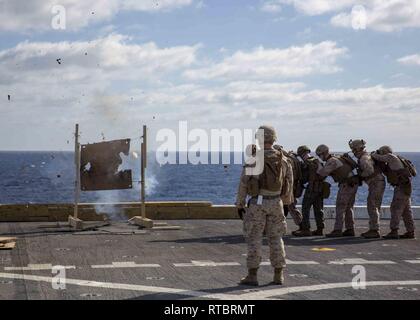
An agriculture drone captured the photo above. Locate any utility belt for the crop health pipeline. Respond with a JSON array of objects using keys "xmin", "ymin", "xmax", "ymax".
[
  {"xmin": 247, "ymin": 194, "xmax": 281, "ymax": 207},
  {"xmin": 251, "ymin": 194, "xmax": 281, "ymax": 200}
]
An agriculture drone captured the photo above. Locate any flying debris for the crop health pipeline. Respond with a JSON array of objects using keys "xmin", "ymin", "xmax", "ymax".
[
  {"xmin": 56, "ymin": 58, "xmax": 62, "ymax": 65},
  {"xmin": 7, "ymin": 95, "xmax": 10, "ymax": 101},
  {"xmin": 132, "ymin": 151, "xmax": 139, "ymax": 159}
]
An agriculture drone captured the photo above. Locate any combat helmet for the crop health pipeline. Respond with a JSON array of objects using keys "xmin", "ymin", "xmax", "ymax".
[
  {"xmin": 297, "ymin": 145, "xmax": 311, "ymax": 157},
  {"xmin": 349, "ymin": 139, "xmax": 366, "ymax": 152},
  {"xmin": 378, "ymin": 145, "xmax": 393, "ymax": 155},
  {"xmin": 258, "ymin": 125, "xmax": 277, "ymax": 144},
  {"xmin": 315, "ymin": 144, "xmax": 329, "ymax": 156}
]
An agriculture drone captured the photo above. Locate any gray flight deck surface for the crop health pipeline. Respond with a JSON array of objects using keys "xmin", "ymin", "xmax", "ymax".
[{"xmin": 0, "ymin": 219, "xmax": 419, "ymax": 300}]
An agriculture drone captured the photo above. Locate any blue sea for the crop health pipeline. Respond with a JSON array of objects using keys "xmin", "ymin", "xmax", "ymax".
[{"xmin": 1, "ymin": 152, "xmax": 419, "ymax": 206}]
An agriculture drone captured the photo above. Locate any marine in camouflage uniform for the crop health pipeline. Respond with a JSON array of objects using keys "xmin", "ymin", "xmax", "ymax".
[
  {"xmin": 293, "ymin": 146, "xmax": 326, "ymax": 237},
  {"xmin": 372, "ymin": 146, "xmax": 416, "ymax": 239},
  {"xmin": 236, "ymin": 126, "xmax": 292, "ymax": 286},
  {"xmin": 350, "ymin": 139, "xmax": 385, "ymax": 239},
  {"xmin": 273, "ymin": 145, "xmax": 304, "ymax": 229},
  {"xmin": 316, "ymin": 144, "xmax": 359, "ymax": 237}
]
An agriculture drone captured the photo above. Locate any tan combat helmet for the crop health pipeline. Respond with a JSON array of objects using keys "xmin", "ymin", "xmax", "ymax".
[
  {"xmin": 349, "ymin": 139, "xmax": 366, "ymax": 152},
  {"xmin": 258, "ymin": 125, "xmax": 277, "ymax": 144},
  {"xmin": 315, "ymin": 144, "xmax": 329, "ymax": 157},
  {"xmin": 378, "ymin": 145, "xmax": 393, "ymax": 155},
  {"xmin": 297, "ymin": 145, "xmax": 311, "ymax": 157}
]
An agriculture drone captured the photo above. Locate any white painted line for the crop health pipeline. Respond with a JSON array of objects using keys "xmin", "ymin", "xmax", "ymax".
[
  {"xmin": 91, "ymin": 262, "xmax": 160, "ymax": 269},
  {"xmin": 260, "ymin": 259, "xmax": 319, "ymax": 266},
  {"xmin": 0, "ymin": 272, "xmax": 232, "ymax": 300},
  {"xmin": 404, "ymin": 260, "xmax": 420, "ymax": 264},
  {"xmin": 328, "ymin": 258, "xmax": 396, "ymax": 265},
  {"xmin": 174, "ymin": 260, "xmax": 241, "ymax": 267},
  {"xmin": 2, "ymin": 272, "xmax": 420, "ymax": 300},
  {"xmin": 4, "ymin": 264, "xmax": 75, "ymax": 271},
  {"xmin": 234, "ymin": 280, "xmax": 420, "ymax": 300}
]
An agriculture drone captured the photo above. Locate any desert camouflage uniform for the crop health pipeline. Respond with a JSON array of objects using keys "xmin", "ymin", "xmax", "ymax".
[
  {"xmin": 358, "ymin": 152, "xmax": 385, "ymax": 231},
  {"xmin": 317, "ymin": 156, "xmax": 357, "ymax": 231},
  {"xmin": 236, "ymin": 149, "xmax": 291, "ymax": 269},
  {"xmin": 371, "ymin": 153, "xmax": 415, "ymax": 233}
]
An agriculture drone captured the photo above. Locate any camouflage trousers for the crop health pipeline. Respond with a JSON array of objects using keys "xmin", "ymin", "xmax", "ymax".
[
  {"xmin": 334, "ymin": 183, "xmax": 358, "ymax": 231},
  {"xmin": 366, "ymin": 179, "xmax": 385, "ymax": 231},
  {"xmin": 243, "ymin": 198, "xmax": 287, "ymax": 269},
  {"xmin": 390, "ymin": 186, "xmax": 415, "ymax": 232}
]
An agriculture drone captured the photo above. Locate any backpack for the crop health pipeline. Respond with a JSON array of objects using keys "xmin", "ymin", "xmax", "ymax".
[
  {"xmin": 339, "ymin": 152, "xmax": 358, "ymax": 170},
  {"xmin": 259, "ymin": 151, "xmax": 283, "ymax": 192},
  {"xmin": 397, "ymin": 156, "xmax": 417, "ymax": 177}
]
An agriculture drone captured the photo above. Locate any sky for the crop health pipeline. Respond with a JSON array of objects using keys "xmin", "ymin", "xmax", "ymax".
[{"xmin": 1, "ymin": 0, "xmax": 420, "ymax": 152}]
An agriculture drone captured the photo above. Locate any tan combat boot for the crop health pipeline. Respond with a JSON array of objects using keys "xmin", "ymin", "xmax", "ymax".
[
  {"xmin": 399, "ymin": 231, "xmax": 416, "ymax": 239},
  {"xmin": 239, "ymin": 268, "xmax": 258, "ymax": 286},
  {"xmin": 383, "ymin": 229, "xmax": 399, "ymax": 240},
  {"xmin": 361, "ymin": 229, "xmax": 381, "ymax": 239},
  {"xmin": 273, "ymin": 268, "xmax": 284, "ymax": 285}
]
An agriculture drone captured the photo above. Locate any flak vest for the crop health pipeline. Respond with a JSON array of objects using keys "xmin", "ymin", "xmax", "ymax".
[
  {"xmin": 304, "ymin": 158, "xmax": 324, "ymax": 193},
  {"xmin": 330, "ymin": 156, "xmax": 355, "ymax": 184}
]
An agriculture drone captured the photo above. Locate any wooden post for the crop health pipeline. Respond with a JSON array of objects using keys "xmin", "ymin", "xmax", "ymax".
[
  {"xmin": 74, "ymin": 124, "xmax": 81, "ymax": 219},
  {"xmin": 140, "ymin": 125, "xmax": 147, "ymax": 219}
]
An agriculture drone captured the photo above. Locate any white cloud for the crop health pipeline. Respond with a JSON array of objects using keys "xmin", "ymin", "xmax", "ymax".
[
  {"xmin": 262, "ymin": 0, "xmax": 420, "ymax": 32},
  {"xmin": 184, "ymin": 41, "xmax": 347, "ymax": 80},
  {"xmin": 398, "ymin": 54, "xmax": 420, "ymax": 66},
  {"xmin": 0, "ymin": 0, "xmax": 196, "ymax": 32},
  {"xmin": 1, "ymin": 34, "xmax": 420, "ymax": 151},
  {"xmin": 0, "ymin": 34, "xmax": 200, "ymax": 84},
  {"xmin": 0, "ymin": 34, "xmax": 200, "ymax": 149},
  {"xmin": 260, "ymin": 1, "xmax": 282, "ymax": 13}
]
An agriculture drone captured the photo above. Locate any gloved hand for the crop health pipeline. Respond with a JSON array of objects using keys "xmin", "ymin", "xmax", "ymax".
[{"xmin": 237, "ymin": 208, "xmax": 246, "ymax": 220}]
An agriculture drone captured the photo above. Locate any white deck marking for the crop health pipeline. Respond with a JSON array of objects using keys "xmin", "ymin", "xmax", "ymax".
[
  {"xmin": 91, "ymin": 262, "xmax": 160, "ymax": 269},
  {"xmin": 174, "ymin": 260, "xmax": 241, "ymax": 267},
  {"xmin": 404, "ymin": 259, "xmax": 420, "ymax": 264},
  {"xmin": 260, "ymin": 259, "xmax": 319, "ymax": 266},
  {"xmin": 234, "ymin": 280, "xmax": 420, "ymax": 300},
  {"xmin": 328, "ymin": 258, "xmax": 396, "ymax": 265},
  {"xmin": 4, "ymin": 264, "xmax": 75, "ymax": 271},
  {"xmin": 2, "ymin": 272, "xmax": 420, "ymax": 300},
  {"xmin": 0, "ymin": 272, "xmax": 232, "ymax": 299}
]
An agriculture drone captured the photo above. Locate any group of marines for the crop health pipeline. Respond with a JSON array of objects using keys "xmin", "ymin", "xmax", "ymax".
[
  {"xmin": 235, "ymin": 126, "xmax": 416, "ymax": 286},
  {"xmin": 282, "ymin": 139, "xmax": 416, "ymax": 240}
]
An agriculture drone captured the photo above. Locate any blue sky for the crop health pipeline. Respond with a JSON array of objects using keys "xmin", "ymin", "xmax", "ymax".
[{"xmin": 1, "ymin": 0, "xmax": 420, "ymax": 151}]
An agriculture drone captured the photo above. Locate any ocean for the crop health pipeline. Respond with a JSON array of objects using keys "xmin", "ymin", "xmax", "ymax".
[{"xmin": 1, "ymin": 151, "xmax": 419, "ymax": 206}]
